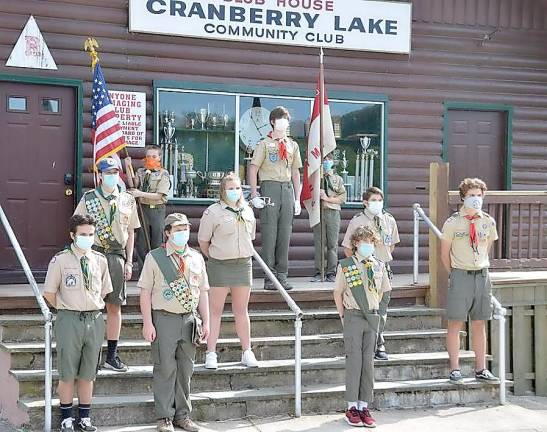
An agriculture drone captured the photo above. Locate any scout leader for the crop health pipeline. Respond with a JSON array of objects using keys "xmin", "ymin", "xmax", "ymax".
[
  {"xmin": 441, "ymin": 178, "xmax": 499, "ymax": 385},
  {"xmin": 74, "ymin": 157, "xmax": 140, "ymax": 372},
  {"xmin": 311, "ymin": 152, "xmax": 347, "ymax": 282},
  {"xmin": 248, "ymin": 106, "xmax": 303, "ymax": 291},
  {"xmin": 341, "ymin": 186, "xmax": 399, "ymax": 361},
  {"xmin": 333, "ymin": 225, "xmax": 391, "ymax": 428},
  {"xmin": 126, "ymin": 145, "xmax": 171, "ymax": 271},
  {"xmin": 139, "ymin": 213, "xmax": 210, "ymax": 432},
  {"xmin": 42, "ymin": 215, "xmax": 113, "ymax": 432}
]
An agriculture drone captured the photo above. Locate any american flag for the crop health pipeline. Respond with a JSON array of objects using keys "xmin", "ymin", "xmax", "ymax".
[{"xmin": 91, "ymin": 63, "xmax": 126, "ymax": 166}]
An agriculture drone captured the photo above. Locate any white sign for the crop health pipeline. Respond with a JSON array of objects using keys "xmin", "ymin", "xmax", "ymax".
[
  {"xmin": 129, "ymin": 0, "xmax": 412, "ymax": 54},
  {"xmin": 6, "ymin": 15, "xmax": 57, "ymax": 70},
  {"xmin": 108, "ymin": 90, "xmax": 147, "ymax": 148}
]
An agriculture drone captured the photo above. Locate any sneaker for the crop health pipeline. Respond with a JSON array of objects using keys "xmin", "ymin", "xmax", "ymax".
[
  {"xmin": 77, "ymin": 418, "xmax": 97, "ymax": 432},
  {"xmin": 475, "ymin": 368, "xmax": 498, "ymax": 382},
  {"xmin": 156, "ymin": 418, "xmax": 174, "ymax": 432},
  {"xmin": 449, "ymin": 369, "xmax": 464, "ymax": 384},
  {"xmin": 326, "ymin": 273, "xmax": 336, "ymax": 283},
  {"xmin": 310, "ymin": 273, "xmax": 322, "ymax": 282},
  {"xmin": 173, "ymin": 416, "xmax": 200, "ymax": 432},
  {"xmin": 204, "ymin": 352, "xmax": 218, "ymax": 370},
  {"xmin": 374, "ymin": 350, "xmax": 389, "ymax": 361},
  {"xmin": 264, "ymin": 278, "xmax": 275, "ymax": 290},
  {"xmin": 61, "ymin": 417, "xmax": 75, "ymax": 432},
  {"xmin": 345, "ymin": 407, "xmax": 363, "ymax": 427},
  {"xmin": 279, "ymin": 279, "xmax": 294, "ymax": 291},
  {"xmin": 103, "ymin": 355, "xmax": 128, "ymax": 372},
  {"xmin": 241, "ymin": 349, "xmax": 259, "ymax": 368},
  {"xmin": 360, "ymin": 408, "xmax": 377, "ymax": 428}
]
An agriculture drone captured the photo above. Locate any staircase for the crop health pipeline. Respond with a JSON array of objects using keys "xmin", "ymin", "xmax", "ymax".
[{"xmin": 0, "ymin": 283, "xmax": 501, "ymax": 430}]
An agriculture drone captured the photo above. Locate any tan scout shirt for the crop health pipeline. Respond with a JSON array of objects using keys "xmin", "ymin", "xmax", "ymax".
[
  {"xmin": 333, "ymin": 255, "xmax": 391, "ymax": 311},
  {"xmin": 138, "ymin": 243, "xmax": 209, "ymax": 314},
  {"xmin": 342, "ymin": 209, "xmax": 400, "ymax": 262},
  {"xmin": 135, "ymin": 167, "xmax": 170, "ymax": 205},
  {"xmin": 251, "ymin": 136, "xmax": 303, "ymax": 182},
  {"xmin": 323, "ymin": 172, "xmax": 347, "ymax": 211},
  {"xmin": 442, "ymin": 208, "xmax": 498, "ymax": 270},
  {"xmin": 42, "ymin": 245, "xmax": 113, "ymax": 311},
  {"xmin": 74, "ymin": 187, "xmax": 141, "ymax": 249},
  {"xmin": 197, "ymin": 201, "xmax": 256, "ymax": 260}
]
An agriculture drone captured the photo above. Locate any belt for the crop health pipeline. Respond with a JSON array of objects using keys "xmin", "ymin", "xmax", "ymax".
[
  {"xmin": 260, "ymin": 180, "xmax": 292, "ymax": 185},
  {"xmin": 153, "ymin": 309, "xmax": 192, "ymax": 317},
  {"xmin": 454, "ymin": 268, "xmax": 487, "ymax": 275},
  {"xmin": 58, "ymin": 310, "xmax": 102, "ymax": 320},
  {"xmin": 93, "ymin": 245, "xmax": 126, "ymax": 258},
  {"xmin": 142, "ymin": 204, "xmax": 165, "ymax": 209}
]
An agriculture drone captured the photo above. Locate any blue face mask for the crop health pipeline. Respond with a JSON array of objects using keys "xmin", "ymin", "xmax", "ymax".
[
  {"xmin": 358, "ymin": 243, "xmax": 375, "ymax": 258},
  {"xmin": 323, "ymin": 160, "xmax": 334, "ymax": 171},
  {"xmin": 102, "ymin": 173, "xmax": 119, "ymax": 189},
  {"xmin": 225, "ymin": 189, "xmax": 242, "ymax": 203},
  {"xmin": 75, "ymin": 235, "xmax": 94, "ymax": 251},
  {"xmin": 171, "ymin": 230, "xmax": 189, "ymax": 248}
]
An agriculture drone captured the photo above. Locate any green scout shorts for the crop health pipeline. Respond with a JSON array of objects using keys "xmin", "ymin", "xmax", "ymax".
[
  {"xmin": 447, "ymin": 268, "xmax": 493, "ymax": 321},
  {"xmin": 103, "ymin": 252, "xmax": 126, "ymax": 305},
  {"xmin": 55, "ymin": 310, "xmax": 105, "ymax": 381}
]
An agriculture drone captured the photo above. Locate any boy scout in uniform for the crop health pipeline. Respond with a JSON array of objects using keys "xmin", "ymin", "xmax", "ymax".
[
  {"xmin": 74, "ymin": 157, "xmax": 140, "ymax": 372},
  {"xmin": 441, "ymin": 178, "xmax": 499, "ymax": 384},
  {"xmin": 139, "ymin": 213, "xmax": 210, "ymax": 432},
  {"xmin": 127, "ymin": 145, "xmax": 171, "ymax": 270},
  {"xmin": 311, "ymin": 152, "xmax": 347, "ymax": 282},
  {"xmin": 342, "ymin": 187, "xmax": 399, "ymax": 360},
  {"xmin": 248, "ymin": 106, "xmax": 303, "ymax": 291},
  {"xmin": 333, "ymin": 225, "xmax": 390, "ymax": 428},
  {"xmin": 42, "ymin": 215, "xmax": 113, "ymax": 432}
]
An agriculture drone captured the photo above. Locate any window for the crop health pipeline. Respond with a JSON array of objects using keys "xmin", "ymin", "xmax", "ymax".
[
  {"xmin": 41, "ymin": 98, "xmax": 60, "ymax": 113},
  {"xmin": 155, "ymin": 84, "xmax": 385, "ymax": 205},
  {"xmin": 7, "ymin": 96, "xmax": 27, "ymax": 112}
]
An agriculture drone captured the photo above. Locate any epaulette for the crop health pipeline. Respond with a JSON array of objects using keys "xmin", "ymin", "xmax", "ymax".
[
  {"xmin": 55, "ymin": 249, "xmax": 70, "ymax": 257},
  {"xmin": 91, "ymin": 249, "xmax": 106, "ymax": 259}
]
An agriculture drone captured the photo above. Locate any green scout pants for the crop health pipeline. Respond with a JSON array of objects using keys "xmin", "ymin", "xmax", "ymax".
[
  {"xmin": 151, "ymin": 310, "xmax": 197, "ymax": 421},
  {"xmin": 259, "ymin": 181, "xmax": 294, "ymax": 281},
  {"xmin": 344, "ymin": 310, "xmax": 377, "ymax": 403},
  {"xmin": 137, "ymin": 205, "xmax": 166, "ymax": 269},
  {"xmin": 312, "ymin": 208, "xmax": 341, "ymax": 275}
]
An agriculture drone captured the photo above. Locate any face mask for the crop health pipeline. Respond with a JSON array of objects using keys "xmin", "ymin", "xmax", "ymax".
[
  {"xmin": 144, "ymin": 156, "xmax": 161, "ymax": 170},
  {"xmin": 102, "ymin": 173, "xmax": 119, "ymax": 189},
  {"xmin": 274, "ymin": 118, "xmax": 289, "ymax": 132},
  {"xmin": 358, "ymin": 243, "xmax": 375, "ymax": 258},
  {"xmin": 367, "ymin": 200, "xmax": 383, "ymax": 216},
  {"xmin": 74, "ymin": 235, "xmax": 94, "ymax": 251},
  {"xmin": 225, "ymin": 189, "xmax": 241, "ymax": 203},
  {"xmin": 464, "ymin": 196, "xmax": 483, "ymax": 211},
  {"xmin": 171, "ymin": 230, "xmax": 189, "ymax": 248},
  {"xmin": 323, "ymin": 160, "xmax": 334, "ymax": 171}
]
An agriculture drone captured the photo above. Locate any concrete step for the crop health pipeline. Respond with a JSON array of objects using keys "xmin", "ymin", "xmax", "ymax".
[
  {"xmin": 0, "ymin": 307, "xmax": 444, "ymax": 342},
  {"xmin": 11, "ymin": 351, "xmax": 479, "ymax": 399},
  {"xmin": 21, "ymin": 379, "xmax": 502, "ymax": 429},
  {"xmin": 2, "ymin": 329, "xmax": 465, "ymax": 370}
]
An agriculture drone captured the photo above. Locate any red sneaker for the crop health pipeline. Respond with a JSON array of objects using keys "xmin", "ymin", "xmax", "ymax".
[
  {"xmin": 345, "ymin": 407, "xmax": 363, "ymax": 427},
  {"xmin": 360, "ymin": 408, "xmax": 376, "ymax": 428}
]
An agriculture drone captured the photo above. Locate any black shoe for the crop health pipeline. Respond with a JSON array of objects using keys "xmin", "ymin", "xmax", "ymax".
[
  {"xmin": 374, "ymin": 350, "xmax": 389, "ymax": 360},
  {"xmin": 279, "ymin": 279, "xmax": 293, "ymax": 291},
  {"xmin": 263, "ymin": 278, "xmax": 275, "ymax": 290},
  {"xmin": 77, "ymin": 418, "xmax": 97, "ymax": 432},
  {"xmin": 103, "ymin": 355, "xmax": 128, "ymax": 372},
  {"xmin": 61, "ymin": 418, "xmax": 75, "ymax": 432},
  {"xmin": 310, "ymin": 273, "xmax": 322, "ymax": 282},
  {"xmin": 475, "ymin": 368, "xmax": 498, "ymax": 382},
  {"xmin": 326, "ymin": 273, "xmax": 336, "ymax": 283},
  {"xmin": 449, "ymin": 369, "xmax": 464, "ymax": 385}
]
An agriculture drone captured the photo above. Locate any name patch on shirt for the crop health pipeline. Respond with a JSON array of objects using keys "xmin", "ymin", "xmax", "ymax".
[{"xmin": 65, "ymin": 275, "xmax": 77, "ymax": 287}]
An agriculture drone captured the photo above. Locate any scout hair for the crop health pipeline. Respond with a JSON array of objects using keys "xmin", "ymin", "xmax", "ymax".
[
  {"xmin": 69, "ymin": 214, "xmax": 96, "ymax": 233},
  {"xmin": 362, "ymin": 186, "xmax": 384, "ymax": 201},
  {"xmin": 219, "ymin": 172, "xmax": 245, "ymax": 207},
  {"xmin": 350, "ymin": 225, "xmax": 380, "ymax": 251},
  {"xmin": 145, "ymin": 145, "xmax": 162, "ymax": 156},
  {"xmin": 269, "ymin": 106, "xmax": 290, "ymax": 126},
  {"xmin": 458, "ymin": 178, "xmax": 487, "ymax": 201}
]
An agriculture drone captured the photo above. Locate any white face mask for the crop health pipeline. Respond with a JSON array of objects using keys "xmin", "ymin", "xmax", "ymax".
[
  {"xmin": 464, "ymin": 196, "xmax": 483, "ymax": 211},
  {"xmin": 367, "ymin": 200, "xmax": 383, "ymax": 216},
  {"xmin": 274, "ymin": 118, "xmax": 289, "ymax": 132}
]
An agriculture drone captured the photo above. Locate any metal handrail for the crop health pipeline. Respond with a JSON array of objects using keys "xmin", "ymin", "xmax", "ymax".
[
  {"xmin": 0, "ymin": 205, "xmax": 53, "ymax": 431},
  {"xmin": 412, "ymin": 203, "xmax": 507, "ymax": 405},
  {"xmin": 252, "ymin": 250, "xmax": 303, "ymax": 417}
]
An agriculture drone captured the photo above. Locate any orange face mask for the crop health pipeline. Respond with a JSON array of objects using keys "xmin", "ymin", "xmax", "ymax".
[{"xmin": 144, "ymin": 156, "xmax": 161, "ymax": 170}]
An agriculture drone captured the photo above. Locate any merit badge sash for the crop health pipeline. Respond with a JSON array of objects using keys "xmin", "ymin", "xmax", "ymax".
[{"xmin": 84, "ymin": 192, "xmax": 122, "ymax": 253}]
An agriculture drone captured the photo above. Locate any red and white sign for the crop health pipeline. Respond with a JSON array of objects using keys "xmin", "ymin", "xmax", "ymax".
[{"xmin": 108, "ymin": 90, "xmax": 146, "ymax": 148}]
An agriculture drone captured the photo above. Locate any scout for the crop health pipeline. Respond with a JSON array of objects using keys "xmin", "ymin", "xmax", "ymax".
[
  {"xmin": 311, "ymin": 152, "xmax": 347, "ymax": 282},
  {"xmin": 333, "ymin": 225, "xmax": 390, "ymax": 428},
  {"xmin": 341, "ymin": 187, "xmax": 399, "ymax": 360},
  {"xmin": 441, "ymin": 178, "xmax": 499, "ymax": 384},
  {"xmin": 139, "ymin": 213, "xmax": 210, "ymax": 432},
  {"xmin": 42, "ymin": 215, "xmax": 113, "ymax": 432},
  {"xmin": 127, "ymin": 145, "xmax": 171, "ymax": 270},
  {"xmin": 74, "ymin": 157, "xmax": 140, "ymax": 372},
  {"xmin": 248, "ymin": 106, "xmax": 303, "ymax": 291},
  {"xmin": 198, "ymin": 172, "xmax": 259, "ymax": 370}
]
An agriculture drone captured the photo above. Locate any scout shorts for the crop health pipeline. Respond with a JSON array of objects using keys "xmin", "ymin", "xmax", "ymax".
[
  {"xmin": 447, "ymin": 268, "xmax": 493, "ymax": 321},
  {"xmin": 55, "ymin": 310, "xmax": 105, "ymax": 381},
  {"xmin": 103, "ymin": 252, "xmax": 126, "ymax": 305},
  {"xmin": 206, "ymin": 257, "xmax": 252, "ymax": 287}
]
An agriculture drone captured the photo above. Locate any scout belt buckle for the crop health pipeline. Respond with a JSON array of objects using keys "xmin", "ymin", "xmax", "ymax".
[{"xmin": 149, "ymin": 204, "xmax": 156, "ymax": 209}]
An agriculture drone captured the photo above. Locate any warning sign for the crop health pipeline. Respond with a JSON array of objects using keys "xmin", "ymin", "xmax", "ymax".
[{"xmin": 108, "ymin": 90, "xmax": 146, "ymax": 148}]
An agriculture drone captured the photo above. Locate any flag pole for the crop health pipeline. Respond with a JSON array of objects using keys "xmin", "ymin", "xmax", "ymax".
[{"xmin": 319, "ymin": 47, "xmax": 326, "ymax": 282}]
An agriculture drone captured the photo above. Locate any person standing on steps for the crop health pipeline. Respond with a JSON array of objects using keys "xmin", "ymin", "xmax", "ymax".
[
  {"xmin": 334, "ymin": 225, "xmax": 390, "ymax": 428},
  {"xmin": 198, "ymin": 172, "xmax": 259, "ymax": 370},
  {"xmin": 248, "ymin": 106, "xmax": 303, "ymax": 291},
  {"xmin": 341, "ymin": 187, "xmax": 399, "ymax": 361},
  {"xmin": 42, "ymin": 215, "xmax": 113, "ymax": 432},
  {"xmin": 441, "ymin": 177, "xmax": 499, "ymax": 385},
  {"xmin": 74, "ymin": 156, "xmax": 140, "ymax": 372}
]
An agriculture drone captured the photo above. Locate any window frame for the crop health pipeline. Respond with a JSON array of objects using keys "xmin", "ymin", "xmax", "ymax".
[
  {"xmin": 7, "ymin": 95, "xmax": 28, "ymax": 113},
  {"xmin": 40, "ymin": 97, "xmax": 62, "ymax": 115}
]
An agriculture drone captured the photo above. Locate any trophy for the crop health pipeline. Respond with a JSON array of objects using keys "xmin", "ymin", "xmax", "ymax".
[
  {"xmin": 341, "ymin": 150, "xmax": 349, "ymax": 183},
  {"xmin": 161, "ymin": 111, "xmax": 179, "ymax": 195},
  {"xmin": 197, "ymin": 107, "xmax": 210, "ymax": 130}
]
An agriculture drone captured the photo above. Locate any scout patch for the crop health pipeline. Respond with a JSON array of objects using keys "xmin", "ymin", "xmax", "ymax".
[
  {"xmin": 342, "ymin": 263, "xmax": 363, "ymax": 288},
  {"xmin": 84, "ymin": 192, "xmax": 122, "ymax": 252},
  {"xmin": 268, "ymin": 149, "xmax": 278, "ymax": 162},
  {"xmin": 162, "ymin": 288, "xmax": 174, "ymax": 301},
  {"xmin": 65, "ymin": 274, "xmax": 77, "ymax": 287},
  {"xmin": 383, "ymin": 234, "xmax": 392, "ymax": 246}
]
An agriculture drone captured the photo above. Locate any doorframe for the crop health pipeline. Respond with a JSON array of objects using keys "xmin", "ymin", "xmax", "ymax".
[
  {"xmin": 0, "ymin": 73, "xmax": 84, "ymax": 199},
  {"xmin": 442, "ymin": 102, "xmax": 513, "ymax": 189}
]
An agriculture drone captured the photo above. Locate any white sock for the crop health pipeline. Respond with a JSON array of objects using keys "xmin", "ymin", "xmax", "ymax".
[
  {"xmin": 358, "ymin": 401, "xmax": 368, "ymax": 410},
  {"xmin": 347, "ymin": 401, "xmax": 358, "ymax": 410}
]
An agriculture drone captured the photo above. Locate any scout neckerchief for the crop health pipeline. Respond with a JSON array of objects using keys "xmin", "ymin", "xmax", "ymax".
[
  {"xmin": 464, "ymin": 212, "xmax": 481, "ymax": 254},
  {"xmin": 150, "ymin": 246, "xmax": 198, "ymax": 313},
  {"xmin": 324, "ymin": 174, "xmax": 333, "ymax": 197},
  {"xmin": 83, "ymin": 190, "xmax": 122, "ymax": 252},
  {"xmin": 69, "ymin": 246, "xmax": 93, "ymax": 291},
  {"xmin": 224, "ymin": 203, "xmax": 244, "ymax": 223},
  {"xmin": 267, "ymin": 132, "xmax": 289, "ymax": 164},
  {"xmin": 141, "ymin": 170, "xmax": 152, "ymax": 193},
  {"xmin": 96, "ymin": 187, "xmax": 117, "ymax": 224}
]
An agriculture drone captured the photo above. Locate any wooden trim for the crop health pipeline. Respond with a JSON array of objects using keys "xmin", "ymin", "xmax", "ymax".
[{"xmin": 448, "ymin": 190, "xmax": 547, "ymax": 205}]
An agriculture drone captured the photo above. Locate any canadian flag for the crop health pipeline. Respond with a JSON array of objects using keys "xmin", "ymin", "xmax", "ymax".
[{"xmin": 301, "ymin": 77, "xmax": 337, "ymax": 228}]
